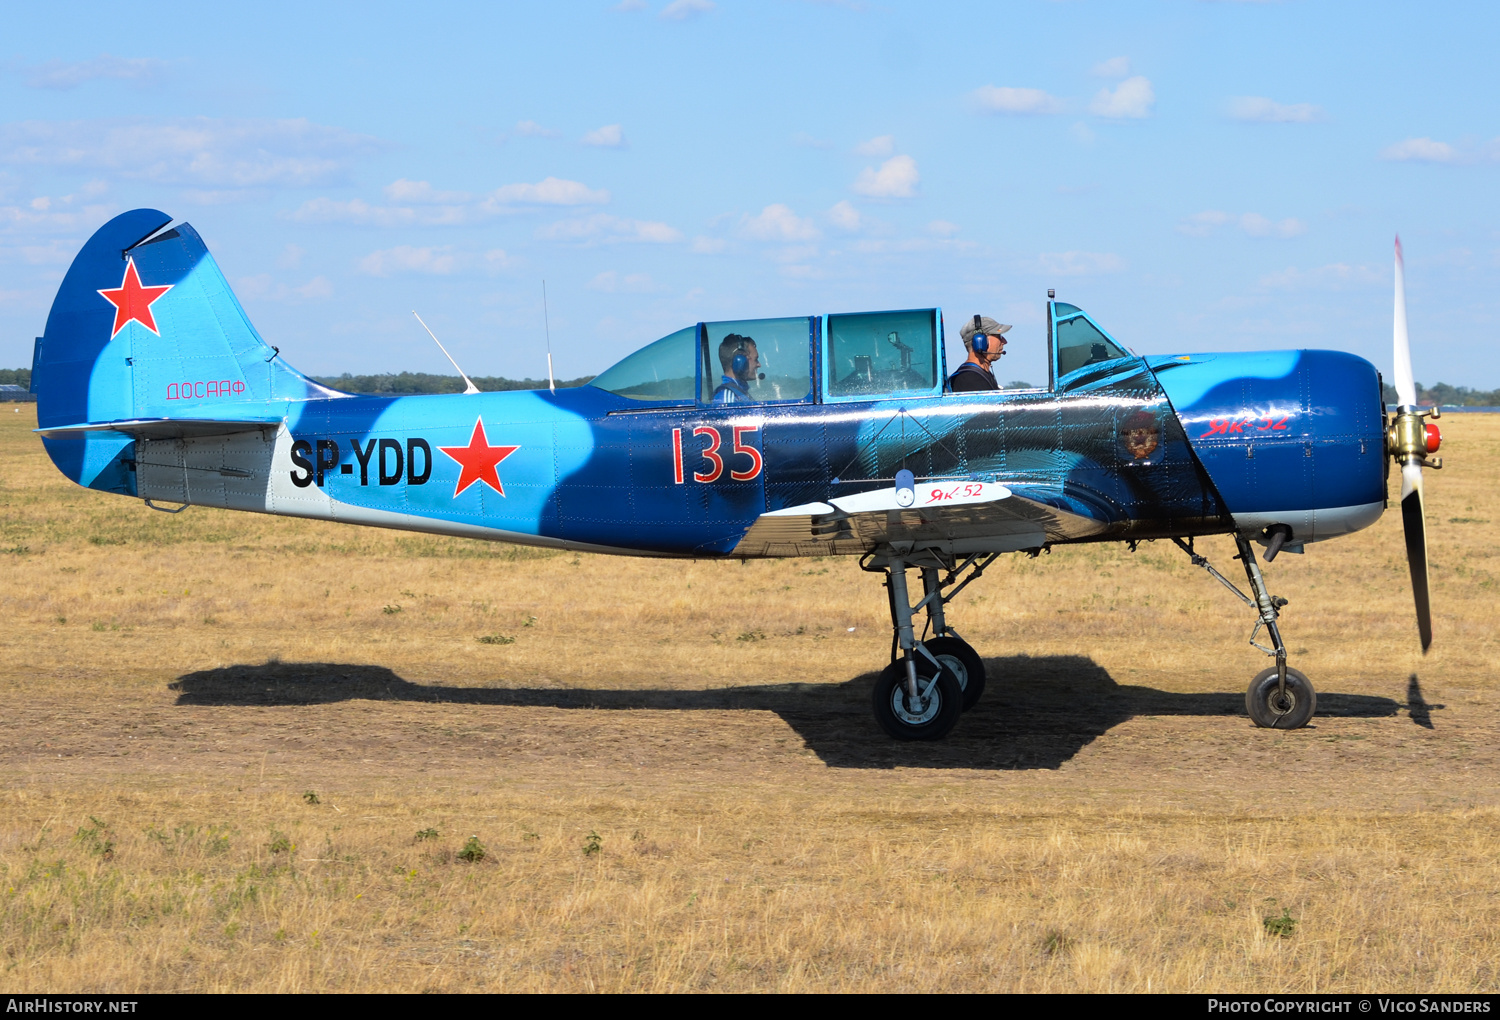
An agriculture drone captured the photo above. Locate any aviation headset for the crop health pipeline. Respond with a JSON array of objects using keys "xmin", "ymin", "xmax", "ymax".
[
  {"xmin": 728, "ymin": 335, "xmax": 767, "ymax": 381},
  {"xmin": 971, "ymin": 314, "xmax": 993, "ymax": 355}
]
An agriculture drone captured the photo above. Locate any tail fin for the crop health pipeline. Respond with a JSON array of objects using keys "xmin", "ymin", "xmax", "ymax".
[{"xmin": 33, "ymin": 208, "xmax": 337, "ymax": 491}]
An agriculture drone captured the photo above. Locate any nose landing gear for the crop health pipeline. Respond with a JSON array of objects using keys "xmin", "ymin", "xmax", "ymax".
[{"xmin": 1173, "ymin": 534, "xmax": 1317, "ymax": 729}]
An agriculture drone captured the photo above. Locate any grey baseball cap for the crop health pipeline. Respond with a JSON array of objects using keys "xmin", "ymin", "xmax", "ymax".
[{"xmin": 959, "ymin": 315, "xmax": 1013, "ymax": 348}]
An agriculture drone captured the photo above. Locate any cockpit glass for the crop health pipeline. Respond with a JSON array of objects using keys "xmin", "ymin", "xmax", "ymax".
[
  {"xmin": 826, "ymin": 309, "xmax": 939, "ymax": 400},
  {"xmin": 1055, "ymin": 313, "xmax": 1130, "ymax": 379},
  {"xmin": 589, "ymin": 326, "xmax": 697, "ymax": 402},
  {"xmin": 700, "ymin": 317, "xmax": 812, "ymax": 404}
]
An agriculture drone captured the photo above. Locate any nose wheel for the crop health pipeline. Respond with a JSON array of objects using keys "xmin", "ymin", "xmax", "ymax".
[
  {"xmin": 1246, "ymin": 666, "xmax": 1317, "ymax": 729},
  {"xmin": 1173, "ymin": 534, "xmax": 1317, "ymax": 730}
]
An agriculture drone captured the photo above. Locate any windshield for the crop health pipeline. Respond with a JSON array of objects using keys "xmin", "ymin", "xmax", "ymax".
[
  {"xmin": 589, "ymin": 326, "xmax": 697, "ymax": 402},
  {"xmin": 1055, "ymin": 310, "xmax": 1130, "ymax": 379}
]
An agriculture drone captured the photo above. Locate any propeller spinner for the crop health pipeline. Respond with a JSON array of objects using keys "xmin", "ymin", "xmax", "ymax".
[{"xmin": 1388, "ymin": 236, "xmax": 1443, "ymax": 652}]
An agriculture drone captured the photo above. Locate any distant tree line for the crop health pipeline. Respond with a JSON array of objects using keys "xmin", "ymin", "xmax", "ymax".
[
  {"xmin": 311, "ymin": 372, "xmax": 595, "ymax": 395},
  {"xmin": 1380, "ymin": 382, "xmax": 1500, "ymax": 407},
  {"xmin": 5, "ymin": 366, "xmax": 1499, "ymax": 405}
]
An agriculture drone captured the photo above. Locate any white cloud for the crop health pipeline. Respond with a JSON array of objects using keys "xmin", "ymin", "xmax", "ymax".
[
  {"xmin": 358, "ymin": 246, "xmax": 459, "ymax": 277},
  {"xmin": 536, "ymin": 213, "xmax": 682, "ymax": 244},
  {"xmin": 1239, "ymin": 212, "xmax": 1306, "ymax": 238},
  {"xmin": 286, "ymin": 197, "xmax": 470, "ymax": 227},
  {"xmin": 514, "ymin": 120, "xmax": 561, "ymax": 138},
  {"xmin": 613, "ymin": 0, "xmax": 648, "ymax": 9},
  {"xmin": 828, "ymin": 200, "xmax": 862, "ymax": 232},
  {"xmin": 235, "ymin": 273, "xmax": 334, "ymax": 300},
  {"xmin": 660, "ymin": 0, "xmax": 715, "ymax": 19},
  {"xmin": 691, "ymin": 236, "xmax": 727, "ymax": 253},
  {"xmin": 1381, "ymin": 137, "xmax": 1460, "ymax": 163},
  {"xmin": 0, "ymin": 117, "xmax": 386, "ymax": 188},
  {"xmin": 1091, "ymin": 56, "xmax": 1131, "ymax": 78},
  {"xmin": 1037, "ymin": 251, "xmax": 1126, "ymax": 276},
  {"xmin": 0, "ymin": 189, "xmax": 111, "ymax": 234},
  {"xmin": 791, "ymin": 132, "xmax": 833, "ymax": 149},
  {"xmin": 1178, "ymin": 209, "xmax": 1305, "ymax": 238},
  {"xmin": 23, "ymin": 54, "xmax": 166, "ymax": 90},
  {"xmin": 926, "ymin": 220, "xmax": 960, "ymax": 237},
  {"xmin": 582, "ymin": 124, "xmax": 627, "ymax": 148},
  {"xmin": 276, "ymin": 244, "xmax": 304, "ymax": 269},
  {"xmin": 1177, "ymin": 210, "xmax": 1232, "ymax": 237},
  {"xmin": 852, "ymin": 154, "xmax": 918, "ymax": 198},
  {"xmin": 384, "ymin": 179, "xmax": 471, "ymax": 203},
  {"xmin": 486, "ymin": 176, "xmax": 610, "ymax": 206},
  {"xmin": 1228, "ymin": 97, "xmax": 1326, "ymax": 123},
  {"xmin": 1259, "ymin": 263, "xmax": 1381, "ymax": 290},
  {"xmin": 972, "ymin": 86, "xmax": 1065, "ymax": 116},
  {"xmin": 740, "ymin": 204, "xmax": 820, "ymax": 241},
  {"xmin": 853, "ymin": 135, "xmax": 894, "ymax": 157},
  {"xmin": 588, "ymin": 270, "xmax": 657, "ymax": 293},
  {"xmin": 1089, "ymin": 76, "xmax": 1155, "ymax": 119}
]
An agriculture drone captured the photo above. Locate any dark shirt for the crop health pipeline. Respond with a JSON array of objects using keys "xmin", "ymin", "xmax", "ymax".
[{"xmin": 948, "ymin": 360, "xmax": 998, "ymax": 392}]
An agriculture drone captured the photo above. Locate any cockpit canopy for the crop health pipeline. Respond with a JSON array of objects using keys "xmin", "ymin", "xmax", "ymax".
[{"xmin": 589, "ymin": 301, "xmax": 1136, "ymax": 404}]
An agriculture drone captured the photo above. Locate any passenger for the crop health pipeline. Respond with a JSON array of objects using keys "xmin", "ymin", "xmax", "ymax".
[
  {"xmin": 948, "ymin": 315, "xmax": 1011, "ymax": 392},
  {"xmin": 712, "ymin": 334, "xmax": 760, "ymax": 404}
]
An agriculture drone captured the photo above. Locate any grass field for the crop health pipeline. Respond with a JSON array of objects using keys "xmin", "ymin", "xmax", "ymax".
[{"xmin": 2, "ymin": 402, "xmax": 1498, "ymax": 992}]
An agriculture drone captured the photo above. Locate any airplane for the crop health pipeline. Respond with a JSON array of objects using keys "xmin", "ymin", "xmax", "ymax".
[{"xmin": 28, "ymin": 209, "xmax": 1442, "ymax": 740}]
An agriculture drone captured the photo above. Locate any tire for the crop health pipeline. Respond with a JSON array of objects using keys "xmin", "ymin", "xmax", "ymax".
[
  {"xmin": 922, "ymin": 636, "xmax": 986, "ymax": 711},
  {"xmin": 872, "ymin": 658, "xmax": 963, "ymax": 741},
  {"xmin": 1246, "ymin": 666, "xmax": 1317, "ymax": 729}
]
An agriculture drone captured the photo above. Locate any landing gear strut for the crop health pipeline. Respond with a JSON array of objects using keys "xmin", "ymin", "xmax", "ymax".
[
  {"xmin": 864, "ymin": 551, "xmax": 995, "ymax": 740},
  {"xmin": 1173, "ymin": 534, "xmax": 1318, "ymax": 729}
]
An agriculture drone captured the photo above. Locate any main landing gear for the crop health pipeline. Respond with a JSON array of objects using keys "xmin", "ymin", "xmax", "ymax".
[
  {"xmin": 864, "ymin": 551, "xmax": 996, "ymax": 740},
  {"xmin": 1173, "ymin": 534, "xmax": 1317, "ymax": 729}
]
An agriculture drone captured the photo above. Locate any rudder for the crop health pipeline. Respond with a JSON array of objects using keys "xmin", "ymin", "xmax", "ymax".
[{"xmin": 33, "ymin": 208, "xmax": 335, "ymax": 490}]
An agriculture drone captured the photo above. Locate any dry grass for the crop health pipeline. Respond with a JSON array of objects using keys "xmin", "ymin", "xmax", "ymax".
[{"xmin": 2, "ymin": 403, "xmax": 1499, "ymax": 992}]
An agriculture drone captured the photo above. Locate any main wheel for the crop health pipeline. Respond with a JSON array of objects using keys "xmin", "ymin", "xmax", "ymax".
[
  {"xmin": 1246, "ymin": 666, "xmax": 1317, "ymax": 729},
  {"xmin": 922, "ymin": 636, "xmax": 986, "ymax": 711},
  {"xmin": 872, "ymin": 658, "xmax": 963, "ymax": 741}
]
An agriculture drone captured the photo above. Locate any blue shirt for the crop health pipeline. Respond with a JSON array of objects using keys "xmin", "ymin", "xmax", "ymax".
[{"xmin": 712, "ymin": 375, "xmax": 753, "ymax": 403}]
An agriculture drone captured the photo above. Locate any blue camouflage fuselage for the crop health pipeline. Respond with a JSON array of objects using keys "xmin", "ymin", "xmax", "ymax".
[{"xmin": 32, "ymin": 209, "xmax": 1391, "ymax": 558}]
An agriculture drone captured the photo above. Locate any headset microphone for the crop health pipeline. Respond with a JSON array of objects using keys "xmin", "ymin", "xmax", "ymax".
[{"xmin": 731, "ymin": 347, "xmax": 766, "ymax": 381}]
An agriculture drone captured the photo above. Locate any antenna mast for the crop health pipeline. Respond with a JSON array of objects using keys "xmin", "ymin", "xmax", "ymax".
[
  {"xmin": 543, "ymin": 280, "xmax": 556, "ymax": 395},
  {"xmin": 412, "ymin": 311, "xmax": 480, "ymax": 395}
]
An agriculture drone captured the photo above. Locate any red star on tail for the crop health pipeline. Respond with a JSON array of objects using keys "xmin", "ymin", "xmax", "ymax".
[
  {"xmin": 98, "ymin": 259, "xmax": 172, "ymax": 339},
  {"xmin": 439, "ymin": 417, "xmax": 519, "ymax": 497}
]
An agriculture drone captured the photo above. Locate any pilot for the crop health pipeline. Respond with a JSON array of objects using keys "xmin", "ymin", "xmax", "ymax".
[
  {"xmin": 712, "ymin": 334, "xmax": 761, "ymax": 404},
  {"xmin": 948, "ymin": 315, "xmax": 1012, "ymax": 392}
]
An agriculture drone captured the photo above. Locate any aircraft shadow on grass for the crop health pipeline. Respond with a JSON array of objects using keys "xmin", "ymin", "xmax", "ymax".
[{"xmin": 170, "ymin": 656, "xmax": 1408, "ymax": 771}]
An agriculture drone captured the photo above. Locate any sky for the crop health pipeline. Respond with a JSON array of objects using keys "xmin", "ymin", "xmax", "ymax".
[{"xmin": 2, "ymin": 0, "xmax": 1498, "ymax": 387}]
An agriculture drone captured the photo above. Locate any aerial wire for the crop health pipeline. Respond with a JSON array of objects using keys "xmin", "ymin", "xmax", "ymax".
[{"xmin": 543, "ymin": 280, "xmax": 555, "ymax": 395}]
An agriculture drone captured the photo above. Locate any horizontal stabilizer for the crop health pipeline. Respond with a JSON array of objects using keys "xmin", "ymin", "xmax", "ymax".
[{"xmin": 37, "ymin": 417, "xmax": 282, "ymax": 440}]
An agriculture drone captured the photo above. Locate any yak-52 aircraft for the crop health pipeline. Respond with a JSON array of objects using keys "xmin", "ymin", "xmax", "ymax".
[{"xmin": 30, "ymin": 209, "xmax": 1442, "ymax": 740}]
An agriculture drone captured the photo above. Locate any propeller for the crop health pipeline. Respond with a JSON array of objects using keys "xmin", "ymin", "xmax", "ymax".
[{"xmin": 1389, "ymin": 236, "xmax": 1442, "ymax": 652}]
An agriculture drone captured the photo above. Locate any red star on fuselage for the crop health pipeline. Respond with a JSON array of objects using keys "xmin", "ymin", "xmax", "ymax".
[
  {"xmin": 98, "ymin": 258, "xmax": 172, "ymax": 339},
  {"xmin": 439, "ymin": 417, "xmax": 519, "ymax": 497}
]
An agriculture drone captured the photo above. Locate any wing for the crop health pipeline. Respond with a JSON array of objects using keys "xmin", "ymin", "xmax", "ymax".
[{"xmin": 730, "ymin": 479, "xmax": 1111, "ymax": 558}]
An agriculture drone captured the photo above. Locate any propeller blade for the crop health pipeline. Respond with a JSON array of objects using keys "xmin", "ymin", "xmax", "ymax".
[
  {"xmin": 1400, "ymin": 461, "xmax": 1432, "ymax": 652},
  {"xmin": 1393, "ymin": 236, "xmax": 1416, "ymax": 407}
]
